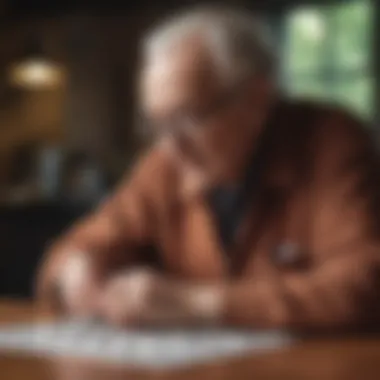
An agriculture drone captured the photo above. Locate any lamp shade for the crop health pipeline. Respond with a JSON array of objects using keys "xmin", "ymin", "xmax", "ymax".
[{"xmin": 8, "ymin": 38, "xmax": 65, "ymax": 89}]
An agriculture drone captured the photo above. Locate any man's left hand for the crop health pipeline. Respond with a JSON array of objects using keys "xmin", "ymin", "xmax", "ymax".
[{"xmin": 97, "ymin": 268, "xmax": 225, "ymax": 327}]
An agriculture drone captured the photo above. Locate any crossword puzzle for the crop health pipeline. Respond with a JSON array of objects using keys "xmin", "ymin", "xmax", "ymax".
[{"xmin": 0, "ymin": 321, "xmax": 295, "ymax": 368}]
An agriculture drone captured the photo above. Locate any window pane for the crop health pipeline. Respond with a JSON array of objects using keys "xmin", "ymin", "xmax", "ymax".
[
  {"xmin": 282, "ymin": 1, "xmax": 375, "ymax": 121},
  {"xmin": 333, "ymin": 0, "xmax": 373, "ymax": 69},
  {"xmin": 331, "ymin": 77, "xmax": 373, "ymax": 119},
  {"xmin": 284, "ymin": 8, "xmax": 327, "ymax": 73},
  {"xmin": 287, "ymin": 78, "xmax": 329, "ymax": 100}
]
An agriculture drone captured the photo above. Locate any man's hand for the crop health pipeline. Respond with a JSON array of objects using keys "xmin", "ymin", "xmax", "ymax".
[
  {"xmin": 37, "ymin": 249, "xmax": 101, "ymax": 317},
  {"xmin": 97, "ymin": 269, "xmax": 225, "ymax": 327}
]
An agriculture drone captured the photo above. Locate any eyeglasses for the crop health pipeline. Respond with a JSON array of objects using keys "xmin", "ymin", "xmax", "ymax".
[{"xmin": 140, "ymin": 75, "xmax": 252, "ymax": 140}]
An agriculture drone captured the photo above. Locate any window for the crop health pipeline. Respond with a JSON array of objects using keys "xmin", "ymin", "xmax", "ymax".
[{"xmin": 283, "ymin": 0, "xmax": 374, "ymax": 120}]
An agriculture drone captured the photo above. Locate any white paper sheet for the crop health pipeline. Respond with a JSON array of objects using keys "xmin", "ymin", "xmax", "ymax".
[{"xmin": 0, "ymin": 321, "xmax": 295, "ymax": 368}]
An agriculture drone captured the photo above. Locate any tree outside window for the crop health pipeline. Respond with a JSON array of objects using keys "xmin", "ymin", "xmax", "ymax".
[{"xmin": 283, "ymin": 0, "xmax": 374, "ymax": 121}]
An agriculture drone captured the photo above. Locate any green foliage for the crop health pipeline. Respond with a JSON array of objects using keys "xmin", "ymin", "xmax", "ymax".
[{"xmin": 284, "ymin": 0, "xmax": 374, "ymax": 120}]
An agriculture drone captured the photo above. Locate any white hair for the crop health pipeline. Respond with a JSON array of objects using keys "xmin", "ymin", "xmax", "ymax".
[{"xmin": 142, "ymin": 6, "xmax": 277, "ymax": 85}]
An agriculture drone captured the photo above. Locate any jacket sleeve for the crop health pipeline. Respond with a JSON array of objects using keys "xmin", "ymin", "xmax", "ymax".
[
  {"xmin": 223, "ymin": 112, "xmax": 380, "ymax": 330},
  {"xmin": 37, "ymin": 148, "xmax": 165, "ymax": 308}
]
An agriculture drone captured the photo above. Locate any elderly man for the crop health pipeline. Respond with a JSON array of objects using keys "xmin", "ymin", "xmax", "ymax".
[{"xmin": 38, "ymin": 7, "xmax": 380, "ymax": 330}]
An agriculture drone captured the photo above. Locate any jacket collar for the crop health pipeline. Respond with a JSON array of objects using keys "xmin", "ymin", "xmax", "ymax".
[{"xmin": 176, "ymin": 98, "xmax": 295, "ymax": 203}]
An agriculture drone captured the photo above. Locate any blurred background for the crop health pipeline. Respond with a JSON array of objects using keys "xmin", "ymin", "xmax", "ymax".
[{"xmin": 0, "ymin": 0, "xmax": 378, "ymax": 298}]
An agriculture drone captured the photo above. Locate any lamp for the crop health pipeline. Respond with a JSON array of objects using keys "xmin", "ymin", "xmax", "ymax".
[{"xmin": 8, "ymin": 38, "xmax": 65, "ymax": 90}]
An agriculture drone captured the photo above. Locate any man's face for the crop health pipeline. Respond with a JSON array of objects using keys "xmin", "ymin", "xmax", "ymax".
[{"xmin": 139, "ymin": 39, "xmax": 271, "ymax": 173}]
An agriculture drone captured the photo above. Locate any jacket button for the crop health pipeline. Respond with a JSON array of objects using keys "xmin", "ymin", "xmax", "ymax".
[{"xmin": 272, "ymin": 242, "xmax": 302, "ymax": 267}]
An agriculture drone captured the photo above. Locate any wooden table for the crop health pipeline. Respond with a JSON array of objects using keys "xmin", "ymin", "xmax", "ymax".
[{"xmin": 1, "ymin": 300, "xmax": 380, "ymax": 380}]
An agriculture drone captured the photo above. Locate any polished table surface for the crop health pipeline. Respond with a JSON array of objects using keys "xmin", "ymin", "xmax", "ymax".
[{"xmin": 1, "ymin": 300, "xmax": 380, "ymax": 379}]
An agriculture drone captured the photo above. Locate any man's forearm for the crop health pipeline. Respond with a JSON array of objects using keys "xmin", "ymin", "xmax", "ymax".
[
  {"xmin": 186, "ymin": 263, "xmax": 377, "ymax": 330},
  {"xmin": 181, "ymin": 281, "xmax": 271, "ymax": 327}
]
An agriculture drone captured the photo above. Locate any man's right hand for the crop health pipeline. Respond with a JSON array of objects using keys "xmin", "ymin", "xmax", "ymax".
[{"xmin": 36, "ymin": 249, "xmax": 100, "ymax": 317}]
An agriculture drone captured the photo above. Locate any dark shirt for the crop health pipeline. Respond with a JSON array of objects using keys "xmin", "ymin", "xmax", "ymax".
[
  {"xmin": 207, "ymin": 138, "xmax": 268, "ymax": 253},
  {"xmin": 207, "ymin": 103, "xmax": 281, "ymax": 253}
]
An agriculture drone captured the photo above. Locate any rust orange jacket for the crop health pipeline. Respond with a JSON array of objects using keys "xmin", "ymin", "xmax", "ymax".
[{"xmin": 39, "ymin": 99, "xmax": 380, "ymax": 330}]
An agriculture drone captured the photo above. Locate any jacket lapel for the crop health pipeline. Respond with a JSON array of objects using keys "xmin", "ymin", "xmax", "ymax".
[
  {"xmin": 229, "ymin": 163, "xmax": 295, "ymax": 277},
  {"xmin": 180, "ymin": 195, "xmax": 227, "ymax": 278}
]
